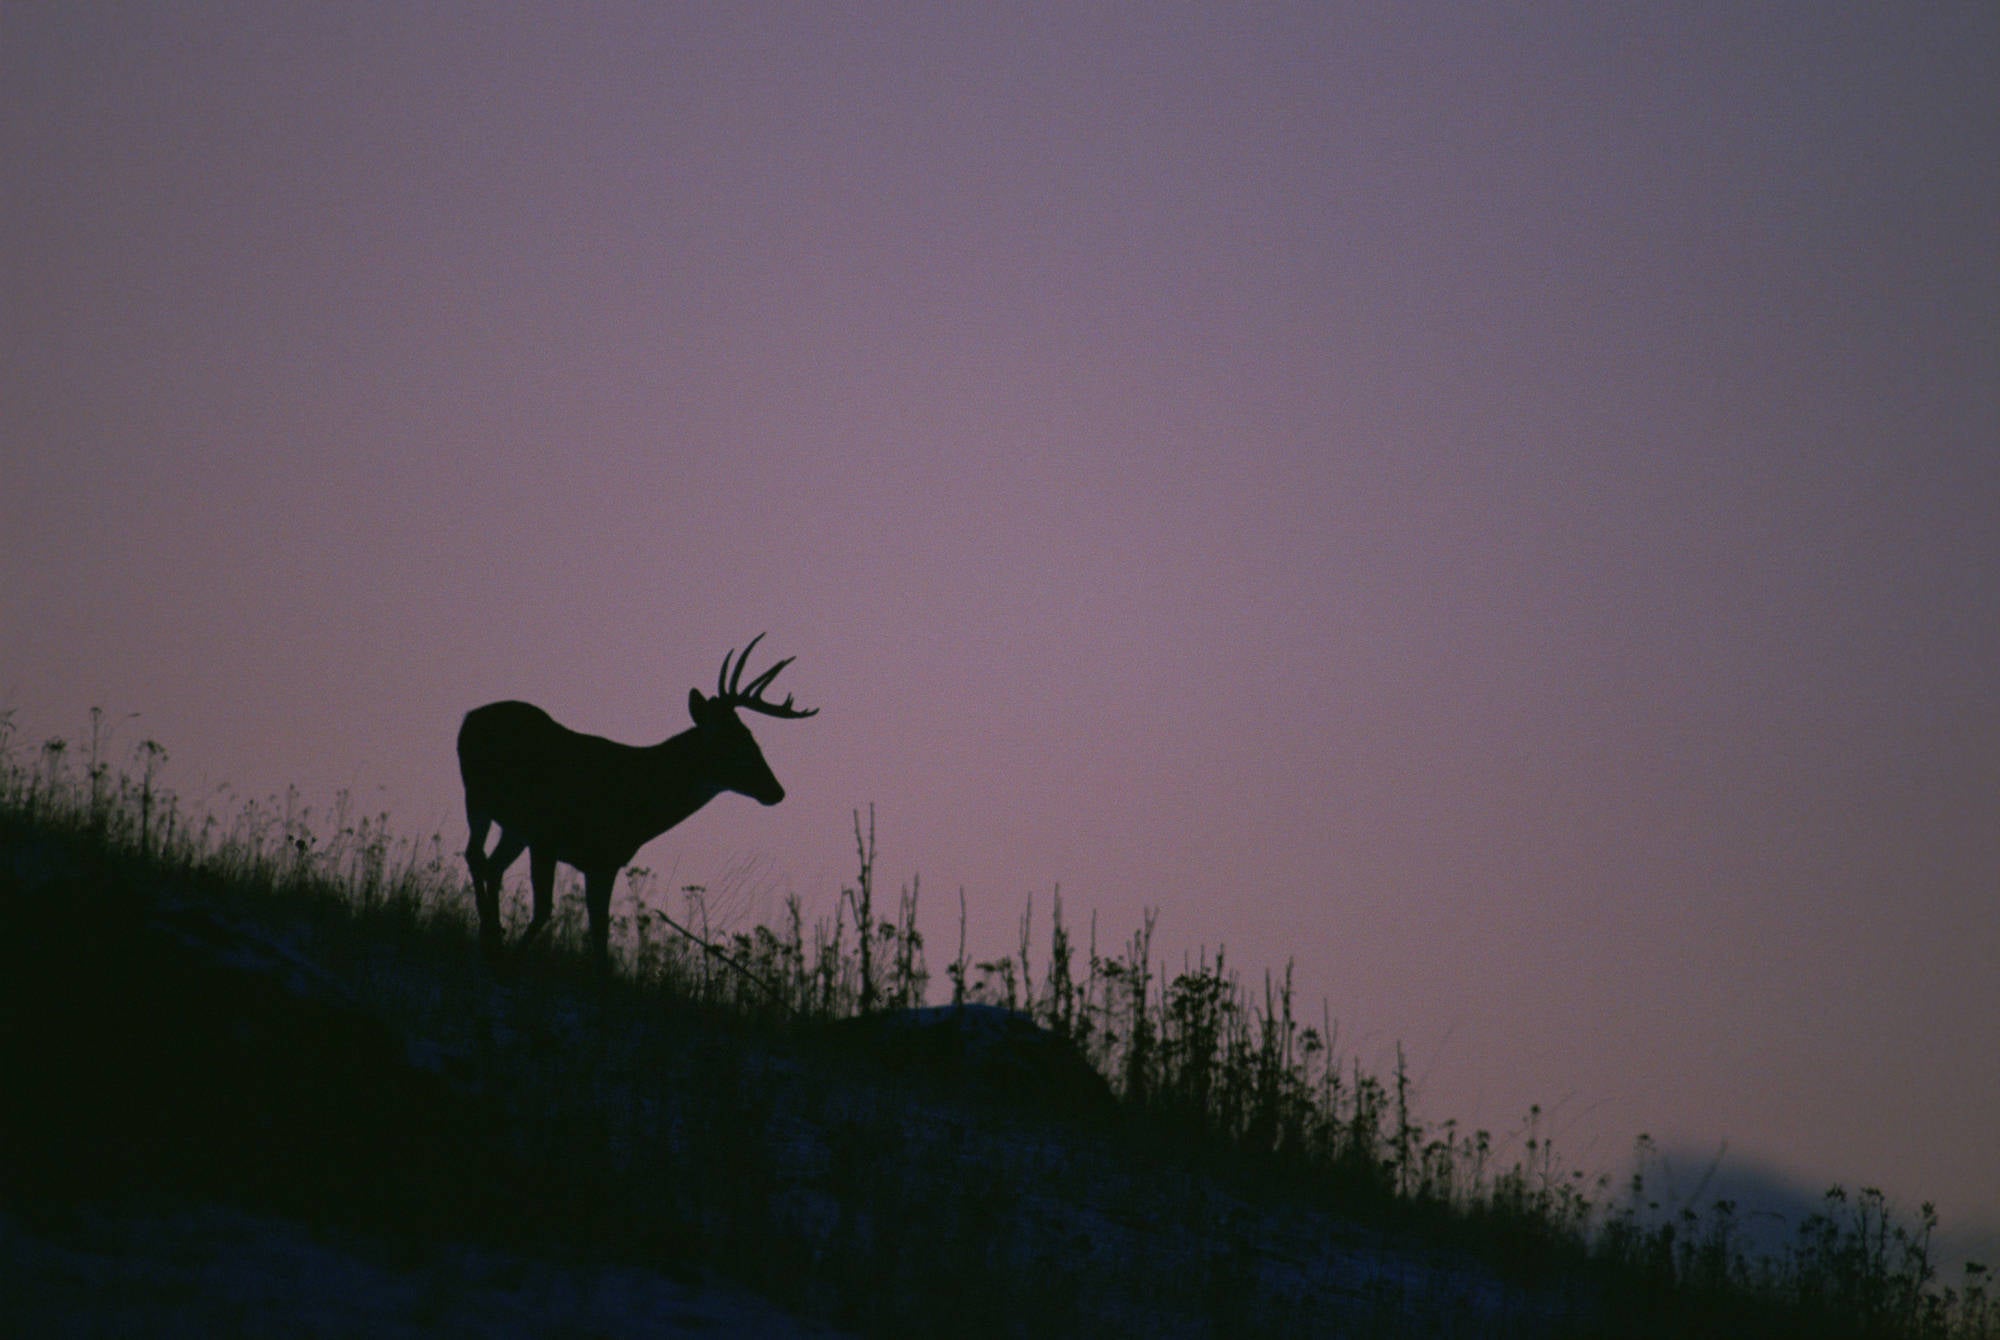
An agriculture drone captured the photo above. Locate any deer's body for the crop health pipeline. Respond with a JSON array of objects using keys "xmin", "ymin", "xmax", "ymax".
[{"xmin": 459, "ymin": 637, "xmax": 815, "ymax": 966}]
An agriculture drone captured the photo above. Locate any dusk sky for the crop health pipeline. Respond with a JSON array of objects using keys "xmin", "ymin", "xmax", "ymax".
[{"xmin": 5, "ymin": 5, "xmax": 1995, "ymax": 1258}]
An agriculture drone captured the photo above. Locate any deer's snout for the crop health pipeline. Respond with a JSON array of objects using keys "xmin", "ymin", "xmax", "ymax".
[{"xmin": 734, "ymin": 765, "xmax": 783, "ymax": 806}]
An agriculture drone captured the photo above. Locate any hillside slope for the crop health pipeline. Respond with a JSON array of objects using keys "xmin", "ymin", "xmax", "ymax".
[
  {"xmin": 1, "ymin": 814, "xmax": 1619, "ymax": 1337},
  {"xmin": 2, "ymin": 767, "xmax": 1985, "ymax": 1339}
]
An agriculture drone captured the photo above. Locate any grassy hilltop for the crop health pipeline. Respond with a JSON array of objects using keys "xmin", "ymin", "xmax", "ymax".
[{"xmin": 0, "ymin": 714, "xmax": 1990, "ymax": 1337}]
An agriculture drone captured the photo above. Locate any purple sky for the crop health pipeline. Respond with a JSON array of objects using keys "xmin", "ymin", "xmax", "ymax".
[{"xmin": 5, "ymin": 5, "xmax": 1995, "ymax": 1255}]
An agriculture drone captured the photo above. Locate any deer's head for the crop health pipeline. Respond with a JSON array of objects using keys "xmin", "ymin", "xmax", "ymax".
[{"xmin": 687, "ymin": 633, "xmax": 819, "ymax": 805}]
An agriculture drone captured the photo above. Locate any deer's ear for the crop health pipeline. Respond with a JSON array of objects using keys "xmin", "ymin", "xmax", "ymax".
[{"xmin": 688, "ymin": 688, "xmax": 711, "ymax": 724}]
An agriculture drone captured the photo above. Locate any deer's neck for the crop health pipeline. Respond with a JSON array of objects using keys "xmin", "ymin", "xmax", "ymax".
[{"xmin": 633, "ymin": 727, "xmax": 724, "ymax": 837}]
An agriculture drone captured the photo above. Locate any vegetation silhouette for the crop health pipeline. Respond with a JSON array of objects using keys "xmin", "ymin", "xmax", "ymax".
[
  {"xmin": 458, "ymin": 634, "xmax": 817, "ymax": 967},
  {"xmin": 2, "ymin": 708, "xmax": 1992, "ymax": 1336}
]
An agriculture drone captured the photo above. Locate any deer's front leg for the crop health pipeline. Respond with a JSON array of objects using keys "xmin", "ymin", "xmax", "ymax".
[
  {"xmin": 516, "ymin": 847, "xmax": 556, "ymax": 950},
  {"xmin": 584, "ymin": 868, "xmax": 615, "ymax": 970},
  {"xmin": 471, "ymin": 826, "xmax": 526, "ymax": 962}
]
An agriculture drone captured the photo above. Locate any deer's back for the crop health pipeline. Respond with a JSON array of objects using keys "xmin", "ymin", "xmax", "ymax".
[
  {"xmin": 459, "ymin": 700, "xmax": 560, "ymax": 766},
  {"xmin": 457, "ymin": 701, "xmax": 597, "ymax": 807},
  {"xmin": 457, "ymin": 701, "xmax": 658, "ymax": 856}
]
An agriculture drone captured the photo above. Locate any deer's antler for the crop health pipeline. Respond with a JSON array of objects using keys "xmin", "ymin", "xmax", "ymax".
[{"xmin": 715, "ymin": 633, "xmax": 819, "ymax": 719}]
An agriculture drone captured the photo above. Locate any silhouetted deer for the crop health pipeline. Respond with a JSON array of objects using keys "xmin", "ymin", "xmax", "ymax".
[{"xmin": 458, "ymin": 634, "xmax": 818, "ymax": 967}]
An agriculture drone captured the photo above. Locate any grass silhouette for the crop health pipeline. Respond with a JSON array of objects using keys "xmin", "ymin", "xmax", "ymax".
[{"xmin": 1, "ymin": 709, "xmax": 1991, "ymax": 1337}]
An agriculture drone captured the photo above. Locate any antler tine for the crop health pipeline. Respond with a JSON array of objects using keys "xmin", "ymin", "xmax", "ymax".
[
  {"xmin": 744, "ymin": 662, "xmax": 817, "ymax": 716},
  {"xmin": 726, "ymin": 632, "xmax": 768, "ymax": 698},
  {"xmin": 739, "ymin": 691, "xmax": 818, "ymax": 719},
  {"xmin": 746, "ymin": 657, "xmax": 817, "ymax": 718},
  {"xmin": 740, "ymin": 654, "xmax": 795, "ymax": 699}
]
